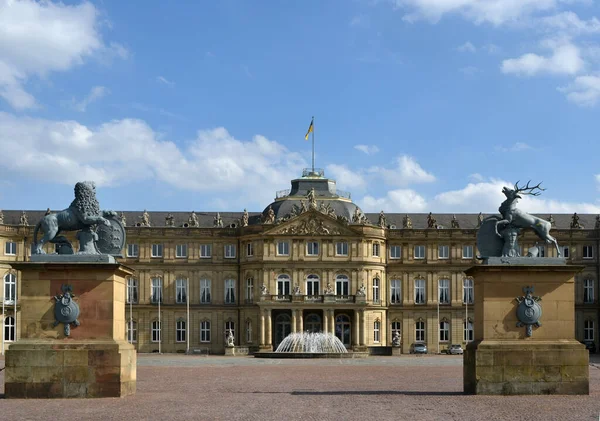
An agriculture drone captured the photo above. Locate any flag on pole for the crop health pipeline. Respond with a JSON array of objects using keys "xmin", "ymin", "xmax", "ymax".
[{"xmin": 304, "ymin": 118, "xmax": 314, "ymax": 140}]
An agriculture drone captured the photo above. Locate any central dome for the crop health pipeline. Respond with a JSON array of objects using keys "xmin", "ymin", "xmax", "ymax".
[{"xmin": 261, "ymin": 168, "xmax": 367, "ymax": 223}]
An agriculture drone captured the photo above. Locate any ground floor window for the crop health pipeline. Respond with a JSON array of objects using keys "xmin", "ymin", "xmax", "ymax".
[
  {"xmin": 335, "ymin": 314, "xmax": 351, "ymax": 346},
  {"xmin": 4, "ymin": 316, "xmax": 15, "ymax": 342},
  {"xmin": 305, "ymin": 313, "xmax": 322, "ymax": 333},
  {"xmin": 126, "ymin": 320, "xmax": 137, "ymax": 343},
  {"xmin": 439, "ymin": 320, "xmax": 449, "ymax": 342},
  {"xmin": 584, "ymin": 319, "xmax": 595, "ymax": 341},
  {"xmin": 201, "ymin": 321, "xmax": 211, "ymax": 342},
  {"xmin": 464, "ymin": 320, "xmax": 473, "ymax": 342},
  {"xmin": 373, "ymin": 320, "xmax": 380, "ymax": 343},
  {"xmin": 275, "ymin": 314, "xmax": 291, "ymax": 348},
  {"xmin": 176, "ymin": 319, "xmax": 186, "ymax": 343},
  {"xmin": 415, "ymin": 320, "xmax": 425, "ymax": 342},
  {"xmin": 151, "ymin": 320, "xmax": 161, "ymax": 342},
  {"xmin": 246, "ymin": 320, "xmax": 252, "ymax": 343}
]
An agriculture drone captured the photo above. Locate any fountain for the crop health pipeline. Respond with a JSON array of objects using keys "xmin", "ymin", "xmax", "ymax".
[{"xmin": 254, "ymin": 332, "xmax": 367, "ymax": 358}]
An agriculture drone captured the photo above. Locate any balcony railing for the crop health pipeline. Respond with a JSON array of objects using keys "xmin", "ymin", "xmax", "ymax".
[
  {"xmin": 302, "ymin": 168, "xmax": 324, "ymax": 177},
  {"xmin": 276, "ymin": 189, "xmax": 290, "ymax": 199},
  {"xmin": 261, "ymin": 294, "xmax": 360, "ymax": 303}
]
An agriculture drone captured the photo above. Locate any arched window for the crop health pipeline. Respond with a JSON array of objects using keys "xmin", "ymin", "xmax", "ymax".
[
  {"xmin": 246, "ymin": 277, "xmax": 254, "ymax": 302},
  {"xmin": 224, "ymin": 279, "xmax": 236, "ymax": 304},
  {"xmin": 3, "ymin": 272, "xmax": 16, "ymax": 303},
  {"xmin": 151, "ymin": 320, "xmax": 161, "ymax": 342},
  {"xmin": 335, "ymin": 275, "xmax": 349, "ymax": 296},
  {"xmin": 584, "ymin": 319, "xmax": 595, "ymax": 341},
  {"xmin": 274, "ymin": 314, "xmax": 291, "ymax": 348},
  {"xmin": 372, "ymin": 278, "xmax": 380, "ymax": 303},
  {"xmin": 335, "ymin": 314, "xmax": 351, "ymax": 346},
  {"xmin": 176, "ymin": 278, "xmax": 188, "ymax": 304},
  {"xmin": 306, "ymin": 274, "xmax": 320, "ymax": 296},
  {"xmin": 277, "ymin": 275, "xmax": 291, "ymax": 296},
  {"xmin": 151, "ymin": 277, "xmax": 162, "ymax": 304},
  {"xmin": 439, "ymin": 319, "xmax": 450, "ymax": 342},
  {"xmin": 200, "ymin": 279, "xmax": 211, "ymax": 303},
  {"xmin": 463, "ymin": 278, "xmax": 474, "ymax": 304},
  {"xmin": 246, "ymin": 319, "xmax": 253, "ymax": 343},
  {"xmin": 176, "ymin": 319, "xmax": 186, "ymax": 342},
  {"xmin": 584, "ymin": 279, "xmax": 595, "ymax": 304},
  {"xmin": 126, "ymin": 277, "xmax": 138, "ymax": 304},
  {"xmin": 390, "ymin": 279, "xmax": 401, "ymax": 304},
  {"xmin": 438, "ymin": 279, "xmax": 450, "ymax": 304},
  {"xmin": 414, "ymin": 279, "xmax": 425, "ymax": 304},
  {"xmin": 200, "ymin": 320, "xmax": 211, "ymax": 342},
  {"xmin": 126, "ymin": 320, "xmax": 137, "ymax": 343},
  {"xmin": 373, "ymin": 319, "xmax": 381, "ymax": 343},
  {"xmin": 304, "ymin": 313, "xmax": 322, "ymax": 333},
  {"xmin": 4, "ymin": 316, "xmax": 15, "ymax": 342}
]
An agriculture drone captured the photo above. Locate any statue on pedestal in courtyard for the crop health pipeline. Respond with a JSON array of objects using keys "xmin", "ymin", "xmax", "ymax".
[
  {"xmin": 392, "ymin": 331, "xmax": 401, "ymax": 347},
  {"xmin": 477, "ymin": 180, "xmax": 561, "ymax": 259},
  {"xmin": 31, "ymin": 181, "xmax": 125, "ymax": 259},
  {"xmin": 226, "ymin": 329, "xmax": 235, "ymax": 347}
]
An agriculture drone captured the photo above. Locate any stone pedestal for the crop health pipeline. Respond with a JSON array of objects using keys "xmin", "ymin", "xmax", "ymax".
[
  {"xmin": 391, "ymin": 347, "xmax": 402, "ymax": 356},
  {"xmin": 4, "ymin": 262, "xmax": 136, "ymax": 398},
  {"xmin": 463, "ymin": 264, "xmax": 588, "ymax": 395}
]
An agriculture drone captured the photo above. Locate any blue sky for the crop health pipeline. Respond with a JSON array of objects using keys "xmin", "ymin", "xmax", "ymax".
[{"xmin": 1, "ymin": 0, "xmax": 600, "ymax": 214}]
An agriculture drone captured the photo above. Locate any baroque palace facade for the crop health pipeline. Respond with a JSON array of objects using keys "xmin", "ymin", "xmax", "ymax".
[{"xmin": 1, "ymin": 169, "xmax": 599, "ymax": 354}]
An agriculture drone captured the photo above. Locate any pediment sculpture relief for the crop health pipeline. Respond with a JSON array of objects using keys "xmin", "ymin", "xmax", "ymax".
[{"xmin": 274, "ymin": 215, "xmax": 342, "ymax": 235}]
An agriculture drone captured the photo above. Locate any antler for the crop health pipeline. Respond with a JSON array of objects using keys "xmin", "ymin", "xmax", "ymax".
[{"xmin": 514, "ymin": 180, "xmax": 546, "ymax": 196}]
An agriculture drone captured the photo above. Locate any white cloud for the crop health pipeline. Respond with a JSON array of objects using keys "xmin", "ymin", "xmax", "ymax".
[
  {"xmin": 156, "ymin": 76, "xmax": 174, "ymax": 86},
  {"xmin": 368, "ymin": 155, "xmax": 436, "ymax": 187},
  {"xmin": 0, "ymin": 112, "xmax": 306, "ymax": 208},
  {"xmin": 354, "ymin": 144, "xmax": 380, "ymax": 155},
  {"xmin": 394, "ymin": 0, "xmax": 567, "ymax": 26},
  {"xmin": 501, "ymin": 40, "xmax": 584, "ymax": 76},
  {"xmin": 0, "ymin": 0, "xmax": 123, "ymax": 109},
  {"xmin": 469, "ymin": 173, "xmax": 484, "ymax": 181},
  {"xmin": 495, "ymin": 142, "xmax": 534, "ymax": 152},
  {"xmin": 540, "ymin": 11, "xmax": 600, "ymax": 35},
  {"xmin": 359, "ymin": 189, "xmax": 428, "ymax": 212},
  {"xmin": 558, "ymin": 75, "xmax": 600, "ymax": 106},
  {"xmin": 457, "ymin": 41, "xmax": 476, "ymax": 53},
  {"xmin": 596, "ymin": 174, "xmax": 600, "ymax": 190},
  {"xmin": 73, "ymin": 86, "xmax": 108, "ymax": 112},
  {"xmin": 326, "ymin": 164, "xmax": 367, "ymax": 190}
]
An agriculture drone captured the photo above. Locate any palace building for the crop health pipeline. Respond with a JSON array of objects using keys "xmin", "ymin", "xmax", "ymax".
[{"xmin": 1, "ymin": 169, "xmax": 599, "ymax": 354}]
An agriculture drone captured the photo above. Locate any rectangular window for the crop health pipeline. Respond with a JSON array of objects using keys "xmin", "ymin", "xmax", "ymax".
[
  {"xmin": 4, "ymin": 316, "xmax": 15, "ymax": 342},
  {"xmin": 4, "ymin": 273, "xmax": 16, "ymax": 303},
  {"xmin": 200, "ymin": 279, "xmax": 211, "ymax": 304},
  {"xmin": 126, "ymin": 278, "xmax": 138, "ymax": 304},
  {"xmin": 335, "ymin": 276, "xmax": 348, "ymax": 296},
  {"xmin": 306, "ymin": 241, "xmax": 319, "ymax": 256},
  {"xmin": 277, "ymin": 241, "xmax": 289, "ymax": 256},
  {"xmin": 5, "ymin": 241, "xmax": 16, "ymax": 255},
  {"xmin": 224, "ymin": 244, "xmax": 236, "ymax": 258},
  {"xmin": 151, "ymin": 277, "xmax": 162, "ymax": 303},
  {"xmin": 583, "ymin": 245, "xmax": 594, "ymax": 259},
  {"xmin": 277, "ymin": 275, "xmax": 291, "ymax": 296},
  {"xmin": 415, "ymin": 321, "xmax": 425, "ymax": 342},
  {"xmin": 246, "ymin": 278, "xmax": 254, "ymax": 302},
  {"xmin": 390, "ymin": 279, "xmax": 401, "ymax": 304},
  {"xmin": 246, "ymin": 242, "xmax": 253, "ymax": 257},
  {"xmin": 176, "ymin": 278, "xmax": 187, "ymax": 303},
  {"xmin": 462, "ymin": 245, "xmax": 473, "ymax": 259},
  {"xmin": 127, "ymin": 244, "xmax": 139, "ymax": 258},
  {"xmin": 200, "ymin": 321, "xmax": 211, "ymax": 342},
  {"xmin": 414, "ymin": 279, "xmax": 425, "ymax": 304},
  {"xmin": 438, "ymin": 279, "xmax": 450, "ymax": 304},
  {"xmin": 373, "ymin": 321, "xmax": 380, "ymax": 343},
  {"xmin": 151, "ymin": 244, "xmax": 163, "ymax": 258},
  {"xmin": 151, "ymin": 321, "xmax": 161, "ymax": 342},
  {"xmin": 438, "ymin": 245, "xmax": 449, "ymax": 259},
  {"xmin": 335, "ymin": 242, "xmax": 348, "ymax": 256},
  {"xmin": 126, "ymin": 320, "xmax": 137, "ymax": 343},
  {"xmin": 175, "ymin": 244, "xmax": 187, "ymax": 258},
  {"xmin": 307, "ymin": 275, "xmax": 321, "ymax": 295},
  {"xmin": 414, "ymin": 245, "xmax": 425, "ymax": 259},
  {"xmin": 463, "ymin": 278, "xmax": 474, "ymax": 304},
  {"xmin": 440, "ymin": 321, "xmax": 449, "ymax": 342},
  {"xmin": 563, "ymin": 246, "xmax": 570, "ymax": 258},
  {"xmin": 200, "ymin": 244, "xmax": 212, "ymax": 258},
  {"xmin": 584, "ymin": 279, "xmax": 594, "ymax": 304},
  {"xmin": 372, "ymin": 243, "xmax": 380, "ymax": 257},
  {"xmin": 584, "ymin": 320, "xmax": 595, "ymax": 341},
  {"xmin": 372, "ymin": 278, "xmax": 380, "ymax": 303},
  {"xmin": 224, "ymin": 279, "xmax": 236, "ymax": 304},
  {"xmin": 246, "ymin": 320, "xmax": 253, "ymax": 343},
  {"xmin": 390, "ymin": 245, "xmax": 401, "ymax": 259},
  {"xmin": 464, "ymin": 321, "xmax": 474, "ymax": 342},
  {"xmin": 176, "ymin": 320, "xmax": 186, "ymax": 343}
]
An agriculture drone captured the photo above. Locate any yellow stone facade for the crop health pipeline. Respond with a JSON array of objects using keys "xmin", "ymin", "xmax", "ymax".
[{"xmin": 1, "ymin": 206, "xmax": 599, "ymax": 355}]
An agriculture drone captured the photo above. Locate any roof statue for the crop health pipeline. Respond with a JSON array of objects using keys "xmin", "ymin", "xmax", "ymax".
[
  {"xmin": 427, "ymin": 212, "xmax": 437, "ymax": 229},
  {"xmin": 548, "ymin": 214, "xmax": 555, "ymax": 227},
  {"xmin": 477, "ymin": 180, "xmax": 562, "ymax": 262},
  {"xmin": 0, "ymin": 209, "xmax": 4, "ymax": 224},
  {"xmin": 165, "ymin": 213, "xmax": 175, "ymax": 227},
  {"xmin": 570, "ymin": 212, "xmax": 583, "ymax": 229},
  {"xmin": 242, "ymin": 209, "xmax": 249, "ymax": 227},
  {"xmin": 263, "ymin": 206, "xmax": 275, "ymax": 224},
  {"xmin": 378, "ymin": 210, "xmax": 386, "ymax": 228},
  {"xmin": 214, "ymin": 212, "xmax": 224, "ymax": 228},
  {"xmin": 403, "ymin": 214, "xmax": 412, "ymax": 229},
  {"xmin": 120, "ymin": 211, "xmax": 127, "ymax": 227},
  {"xmin": 477, "ymin": 212, "xmax": 483, "ymax": 227},
  {"xmin": 451, "ymin": 214, "xmax": 460, "ymax": 229},
  {"xmin": 189, "ymin": 211, "xmax": 199, "ymax": 227},
  {"xmin": 31, "ymin": 181, "xmax": 125, "ymax": 262},
  {"xmin": 20, "ymin": 211, "xmax": 29, "ymax": 226},
  {"xmin": 307, "ymin": 187, "xmax": 318, "ymax": 210},
  {"xmin": 139, "ymin": 210, "xmax": 150, "ymax": 227}
]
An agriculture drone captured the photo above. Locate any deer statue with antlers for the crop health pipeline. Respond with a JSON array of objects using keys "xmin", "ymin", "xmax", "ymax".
[{"xmin": 494, "ymin": 180, "xmax": 561, "ymax": 257}]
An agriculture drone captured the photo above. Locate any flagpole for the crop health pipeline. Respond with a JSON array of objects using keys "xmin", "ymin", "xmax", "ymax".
[{"xmin": 311, "ymin": 116, "xmax": 315, "ymax": 173}]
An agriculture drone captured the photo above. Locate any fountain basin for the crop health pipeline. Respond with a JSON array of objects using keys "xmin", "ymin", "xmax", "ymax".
[
  {"xmin": 253, "ymin": 332, "xmax": 369, "ymax": 358},
  {"xmin": 254, "ymin": 351, "xmax": 368, "ymax": 358}
]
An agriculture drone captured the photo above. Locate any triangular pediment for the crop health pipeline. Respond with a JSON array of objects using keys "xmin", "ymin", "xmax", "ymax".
[{"xmin": 263, "ymin": 210, "xmax": 357, "ymax": 236}]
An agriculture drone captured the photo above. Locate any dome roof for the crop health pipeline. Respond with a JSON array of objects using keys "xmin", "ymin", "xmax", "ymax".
[{"xmin": 261, "ymin": 169, "xmax": 368, "ymax": 223}]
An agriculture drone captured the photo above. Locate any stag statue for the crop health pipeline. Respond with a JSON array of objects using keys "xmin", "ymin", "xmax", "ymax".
[{"xmin": 493, "ymin": 181, "xmax": 561, "ymax": 257}]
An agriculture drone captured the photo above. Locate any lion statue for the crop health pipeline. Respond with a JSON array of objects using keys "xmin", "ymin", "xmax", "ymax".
[{"xmin": 32, "ymin": 181, "xmax": 116, "ymax": 254}]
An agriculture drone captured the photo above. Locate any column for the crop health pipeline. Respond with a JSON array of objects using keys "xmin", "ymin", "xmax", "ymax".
[
  {"xmin": 260, "ymin": 311, "xmax": 265, "ymax": 346},
  {"xmin": 323, "ymin": 309, "xmax": 328, "ymax": 334},
  {"xmin": 353, "ymin": 311, "xmax": 360, "ymax": 346},
  {"xmin": 291, "ymin": 310, "xmax": 297, "ymax": 333},
  {"xmin": 360, "ymin": 311, "xmax": 366, "ymax": 345},
  {"xmin": 298, "ymin": 309, "xmax": 303, "ymax": 333},
  {"xmin": 329, "ymin": 311, "xmax": 335, "ymax": 335},
  {"xmin": 266, "ymin": 309, "xmax": 272, "ymax": 347}
]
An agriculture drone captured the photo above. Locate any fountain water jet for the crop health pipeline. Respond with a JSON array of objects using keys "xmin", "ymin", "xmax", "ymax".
[{"xmin": 275, "ymin": 332, "xmax": 348, "ymax": 353}]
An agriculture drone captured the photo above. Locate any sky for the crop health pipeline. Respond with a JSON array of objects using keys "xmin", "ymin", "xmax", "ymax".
[{"xmin": 1, "ymin": 0, "xmax": 600, "ymax": 214}]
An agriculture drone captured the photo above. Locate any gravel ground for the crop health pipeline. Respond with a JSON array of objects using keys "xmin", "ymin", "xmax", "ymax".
[{"xmin": 1, "ymin": 354, "xmax": 599, "ymax": 421}]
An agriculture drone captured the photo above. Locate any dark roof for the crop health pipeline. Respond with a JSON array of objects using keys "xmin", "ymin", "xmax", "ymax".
[{"xmin": 1, "ymin": 210, "xmax": 597, "ymax": 230}]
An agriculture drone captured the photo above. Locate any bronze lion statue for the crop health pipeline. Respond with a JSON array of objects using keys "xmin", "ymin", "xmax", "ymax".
[{"xmin": 32, "ymin": 181, "xmax": 116, "ymax": 254}]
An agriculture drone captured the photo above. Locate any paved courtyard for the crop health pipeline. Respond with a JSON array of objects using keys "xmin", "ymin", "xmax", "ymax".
[{"xmin": 1, "ymin": 354, "xmax": 600, "ymax": 420}]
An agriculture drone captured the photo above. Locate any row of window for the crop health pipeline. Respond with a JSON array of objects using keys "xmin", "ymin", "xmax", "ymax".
[
  {"xmin": 412, "ymin": 320, "xmax": 475, "ymax": 343},
  {"xmin": 126, "ymin": 320, "xmax": 239, "ymax": 344}
]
